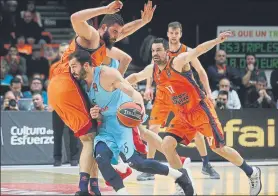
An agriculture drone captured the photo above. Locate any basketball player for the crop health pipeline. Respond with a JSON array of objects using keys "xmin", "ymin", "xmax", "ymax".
[
  {"xmin": 69, "ymin": 49, "xmax": 195, "ymax": 195},
  {"xmin": 138, "ymin": 21, "xmax": 219, "ymax": 181},
  {"xmin": 126, "ymin": 34, "xmax": 262, "ymax": 195},
  {"xmin": 48, "ymin": 1, "xmax": 156, "ymax": 195}
]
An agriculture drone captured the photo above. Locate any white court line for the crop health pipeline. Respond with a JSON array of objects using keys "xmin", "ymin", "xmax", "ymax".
[{"xmin": 1, "ymin": 160, "xmax": 278, "ymax": 171}]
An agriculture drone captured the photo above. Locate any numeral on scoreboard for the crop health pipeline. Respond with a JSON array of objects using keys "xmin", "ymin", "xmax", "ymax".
[{"xmin": 165, "ymin": 85, "xmax": 175, "ymax": 94}]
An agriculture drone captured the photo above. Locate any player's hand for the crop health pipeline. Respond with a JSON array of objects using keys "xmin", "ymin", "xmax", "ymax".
[
  {"xmin": 259, "ymin": 90, "xmax": 265, "ymax": 98},
  {"xmin": 206, "ymin": 92, "xmax": 214, "ymax": 102},
  {"xmin": 216, "ymin": 31, "xmax": 232, "ymax": 44},
  {"xmin": 141, "ymin": 1, "xmax": 157, "ymax": 24},
  {"xmin": 105, "ymin": 0, "xmax": 123, "ymax": 14},
  {"xmin": 247, "ymin": 64, "xmax": 255, "ymax": 72},
  {"xmin": 144, "ymin": 87, "xmax": 154, "ymax": 100},
  {"xmin": 90, "ymin": 105, "xmax": 101, "ymax": 119}
]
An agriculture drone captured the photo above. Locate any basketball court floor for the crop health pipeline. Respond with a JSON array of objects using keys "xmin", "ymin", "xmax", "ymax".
[{"xmin": 1, "ymin": 161, "xmax": 278, "ymax": 195}]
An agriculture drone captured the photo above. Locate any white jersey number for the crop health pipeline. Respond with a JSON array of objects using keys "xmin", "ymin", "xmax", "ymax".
[{"xmin": 165, "ymin": 85, "xmax": 175, "ymax": 94}]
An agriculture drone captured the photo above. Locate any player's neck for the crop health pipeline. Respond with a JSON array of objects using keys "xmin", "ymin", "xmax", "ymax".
[
  {"xmin": 85, "ymin": 69, "xmax": 94, "ymax": 91},
  {"xmin": 169, "ymin": 42, "xmax": 181, "ymax": 52},
  {"xmin": 157, "ymin": 57, "xmax": 169, "ymax": 70}
]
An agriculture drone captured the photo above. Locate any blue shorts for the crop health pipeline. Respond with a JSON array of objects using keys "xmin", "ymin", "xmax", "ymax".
[{"xmin": 94, "ymin": 115, "xmax": 135, "ymax": 165}]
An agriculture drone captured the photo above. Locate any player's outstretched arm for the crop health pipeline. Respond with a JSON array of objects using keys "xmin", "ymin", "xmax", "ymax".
[
  {"xmin": 106, "ymin": 47, "xmax": 132, "ymax": 75},
  {"xmin": 71, "ymin": 1, "xmax": 123, "ymax": 42},
  {"xmin": 173, "ymin": 31, "xmax": 232, "ymax": 67},
  {"xmin": 189, "ymin": 49, "xmax": 212, "ymax": 99},
  {"xmin": 107, "ymin": 68, "xmax": 145, "ymax": 113},
  {"xmin": 116, "ymin": 1, "xmax": 156, "ymax": 42},
  {"xmin": 125, "ymin": 64, "xmax": 154, "ymax": 84}
]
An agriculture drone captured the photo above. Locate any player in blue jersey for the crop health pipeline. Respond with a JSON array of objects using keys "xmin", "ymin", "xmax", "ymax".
[{"xmin": 69, "ymin": 49, "xmax": 196, "ymax": 195}]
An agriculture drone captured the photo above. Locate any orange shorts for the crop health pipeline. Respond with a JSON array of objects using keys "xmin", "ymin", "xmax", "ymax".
[
  {"xmin": 166, "ymin": 98, "xmax": 225, "ymax": 149},
  {"xmin": 149, "ymin": 89, "xmax": 173, "ymax": 126},
  {"xmin": 48, "ymin": 73, "xmax": 97, "ymax": 137}
]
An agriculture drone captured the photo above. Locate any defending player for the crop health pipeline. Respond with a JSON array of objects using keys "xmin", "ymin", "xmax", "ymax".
[
  {"xmin": 69, "ymin": 49, "xmax": 196, "ymax": 195},
  {"xmin": 48, "ymin": 1, "xmax": 156, "ymax": 195},
  {"xmin": 138, "ymin": 22, "xmax": 219, "ymax": 181},
  {"xmin": 126, "ymin": 34, "xmax": 262, "ymax": 196}
]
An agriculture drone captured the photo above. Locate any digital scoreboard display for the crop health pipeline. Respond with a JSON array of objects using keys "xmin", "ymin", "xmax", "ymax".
[{"xmin": 217, "ymin": 26, "xmax": 278, "ymax": 69}]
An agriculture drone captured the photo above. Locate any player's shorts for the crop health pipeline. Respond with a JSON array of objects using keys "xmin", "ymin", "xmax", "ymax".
[
  {"xmin": 94, "ymin": 115, "xmax": 135, "ymax": 165},
  {"xmin": 166, "ymin": 98, "xmax": 225, "ymax": 149},
  {"xmin": 48, "ymin": 73, "xmax": 97, "ymax": 137},
  {"xmin": 149, "ymin": 89, "xmax": 173, "ymax": 126}
]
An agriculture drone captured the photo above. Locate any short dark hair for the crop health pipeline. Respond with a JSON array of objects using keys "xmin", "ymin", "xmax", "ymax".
[
  {"xmin": 32, "ymin": 92, "xmax": 42, "ymax": 97},
  {"xmin": 69, "ymin": 49, "xmax": 92, "ymax": 67},
  {"xmin": 168, "ymin": 21, "xmax": 182, "ymax": 32},
  {"xmin": 245, "ymin": 53, "xmax": 256, "ymax": 59},
  {"xmin": 31, "ymin": 77, "xmax": 43, "ymax": 84},
  {"xmin": 10, "ymin": 77, "xmax": 21, "ymax": 86},
  {"xmin": 218, "ymin": 90, "xmax": 228, "ymax": 97},
  {"xmin": 99, "ymin": 14, "xmax": 124, "ymax": 27},
  {"xmin": 256, "ymin": 76, "xmax": 266, "ymax": 83},
  {"xmin": 152, "ymin": 38, "xmax": 169, "ymax": 50}
]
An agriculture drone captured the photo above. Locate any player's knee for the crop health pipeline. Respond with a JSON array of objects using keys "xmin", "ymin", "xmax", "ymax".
[
  {"xmin": 212, "ymin": 146, "xmax": 226, "ymax": 154},
  {"xmin": 161, "ymin": 136, "xmax": 177, "ymax": 154},
  {"xmin": 95, "ymin": 150, "xmax": 112, "ymax": 167},
  {"xmin": 126, "ymin": 153, "xmax": 145, "ymax": 170},
  {"xmin": 149, "ymin": 125, "xmax": 160, "ymax": 134},
  {"xmin": 194, "ymin": 132, "xmax": 204, "ymax": 141}
]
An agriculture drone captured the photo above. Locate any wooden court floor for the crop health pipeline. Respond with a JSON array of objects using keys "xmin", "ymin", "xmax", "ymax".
[{"xmin": 1, "ymin": 162, "xmax": 278, "ymax": 195}]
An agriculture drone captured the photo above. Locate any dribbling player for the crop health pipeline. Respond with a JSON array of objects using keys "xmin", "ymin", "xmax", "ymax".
[{"xmin": 126, "ymin": 33, "xmax": 262, "ymax": 196}]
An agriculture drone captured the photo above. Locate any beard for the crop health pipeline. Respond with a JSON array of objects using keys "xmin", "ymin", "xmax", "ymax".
[
  {"xmin": 153, "ymin": 56, "xmax": 167, "ymax": 66},
  {"xmin": 102, "ymin": 30, "xmax": 116, "ymax": 49},
  {"xmin": 72, "ymin": 67, "xmax": 87, "ymax": 81}
]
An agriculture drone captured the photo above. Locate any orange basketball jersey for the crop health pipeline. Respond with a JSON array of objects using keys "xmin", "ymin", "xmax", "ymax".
[
  {"xmin": 167, "ymin": 44, "xmax": 187, "ymax": 58},
  {"xmin": 50, "ymin": 37, "xmax": 106, "ymax": 78},
  {"xmin": 155, "ymin": 58, "xmax": 206, "ymax": 112}
]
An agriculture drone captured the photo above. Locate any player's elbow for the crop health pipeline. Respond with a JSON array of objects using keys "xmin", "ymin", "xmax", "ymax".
[
  {"xmin": 70, "ymin": 13, "xmax": 78, "ymax": 22},
  {"xmin": 121, "ymin": 54, "xmax": 132, "ymax": 64}
]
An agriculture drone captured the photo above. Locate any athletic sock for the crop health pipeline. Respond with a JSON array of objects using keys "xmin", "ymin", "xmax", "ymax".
[
  {"xmin": 79, "ymin": 172, "xmax": 90, "ymax": 192},
  {"xmin": 167, "ymin": 168, "xmax": 183, "ymax": 180},
  {"xmin": 239, "ymin": 160, "xmax": 253, "ymax": 177},
  {"xmin": 201, "ymin": 155, "xmax": 209, "ymax": 167},
  {"xmin": 90, "ymin": 178, "xmax": 100, "ymax": 195}
]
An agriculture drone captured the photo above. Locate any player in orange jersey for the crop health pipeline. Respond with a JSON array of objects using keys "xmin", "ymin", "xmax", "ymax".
[
  {"xmin": 48, "ymin": 1, "xmax": 156, "ymax": 195},
  {"xmin": 139, "ymin": 21, "xmax": 219, "ymax": 181},
  {"xmin": 126, "ymin": 34, "xmax": 262, "ymax": 196}
]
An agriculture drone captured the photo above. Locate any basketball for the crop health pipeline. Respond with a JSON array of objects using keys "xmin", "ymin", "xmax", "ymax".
[{"xmin": 117, "ymin": 102, "xmax": 143, "ymax": 128}]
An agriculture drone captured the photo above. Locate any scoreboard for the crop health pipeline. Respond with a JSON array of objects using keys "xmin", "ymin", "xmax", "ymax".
[{"xmin": 217, "ymin": 26, "xmax": 278, "ymax": 69}]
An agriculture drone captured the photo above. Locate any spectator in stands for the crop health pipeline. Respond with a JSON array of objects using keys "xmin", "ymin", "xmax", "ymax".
[
  {"xmin": 16, "ymin": 35, "xmax": 32, "ymax": 55},
  {"xmin": 214, "ymin": 90, "xmax": 229, "ymax": 110},
  {"xmin": 26, "ymin": 46, "xmax": 49, "ymax": 80},
  {"xmin": 207, "ymin": 50, "xmax": 241, "ymax": 91},
  {"xmin": 245, "ymin": 77, "xmax": 276, "ymax": 108},
  {"xmin": 5, "ymin": 45, "xmax": 27, "ymax": 77},
  {"xmin": 1, "ymin": 91, "xmax": 19, "ymax": 111},
  {"xmin": 20, "ymin": 0, "xmax": 42, "ymax": 27},
  {"xmin": 270, "ymin": 69, "xmax": 278, "ymax": 102},
  {"xmin": 23, "ymin": 78, "xmax": 48, "ymax": 104},
  {"xmin": 9, "ymin": 77, "xmax": 23, "ymax": 97},
  {"xmin": 1, "ymin": 59, "xmax": 13, "ymax": 85},
  {"xmin": 15, "ymin": 74, "xmax": 28, "ymax": 86},
  {"xmin": 51, "ymin": 43, "xmax": 69, "ymax": 64},
  {"xmin": 16, "ymin": 11, "xmax": 43, "ymax": 45},
  {"xmin": 241, "ymin": 54, "xmax": 266, "ymax": 88},
  {"xmin": 212, "ymin": 78, "xmax": 241, "ymax": 109},
  {"xmin": 30, "ymin": 93, "xmax": 48, "ymax": 111},
  {"xmin": 1, "ymin": 0, "xmax": 21, "ymax": 43}
]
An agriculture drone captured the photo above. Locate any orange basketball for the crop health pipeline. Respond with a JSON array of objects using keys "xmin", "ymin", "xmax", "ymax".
[{"xmin": 117, "ymin": 102, "xmax": 143, "ymax": 128}]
